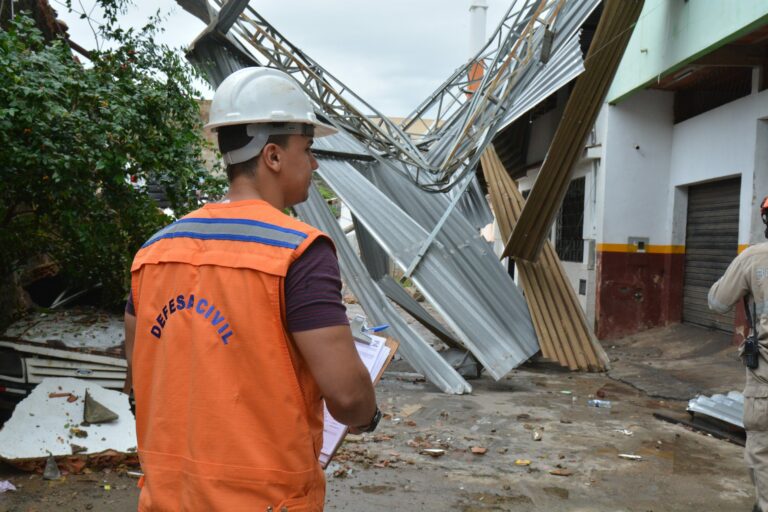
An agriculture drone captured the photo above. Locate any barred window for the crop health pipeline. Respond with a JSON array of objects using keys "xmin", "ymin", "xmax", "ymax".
[{"xmin": 555, "ymin": 177, "xmax": 585, "ymax": 262}]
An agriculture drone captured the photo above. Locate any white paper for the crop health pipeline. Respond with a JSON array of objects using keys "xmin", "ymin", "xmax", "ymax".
[{"xmin": 319, "ymin": 334, "xmax": 390, "ymax": 467}]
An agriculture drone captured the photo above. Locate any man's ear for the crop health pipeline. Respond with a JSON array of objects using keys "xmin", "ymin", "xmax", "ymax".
[{"xmin": 261, "ymin": 143, "xmax": 282, "ymax": 173}]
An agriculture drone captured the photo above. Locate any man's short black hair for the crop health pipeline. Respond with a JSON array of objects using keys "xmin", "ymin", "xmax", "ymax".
[{"xmin": 217, "ymin": 124, "xmax": 290, "ymax": 182}]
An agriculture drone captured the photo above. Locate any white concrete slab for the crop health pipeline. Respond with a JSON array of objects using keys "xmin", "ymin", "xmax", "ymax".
[
  {"xmin": 3, "ymin": 310, "xmax": 124, "ymax": 351},
  {"xmin": 0, "ymin": 378, "xmax": 136, "ymax": 460}
]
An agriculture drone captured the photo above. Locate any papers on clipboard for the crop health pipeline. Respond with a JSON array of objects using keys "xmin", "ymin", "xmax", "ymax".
[{"xmin": 319, "ymin": 334, "xmax": 398, "ymax": 467}]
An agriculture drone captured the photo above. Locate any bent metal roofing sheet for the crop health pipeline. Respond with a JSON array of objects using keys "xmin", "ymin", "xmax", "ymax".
[
  {"xmin": 316, "ymin": 158, "xmax": 538, "ymax": 380},
  {"xmin": 294, "ymin": 184, "xmax": 472, "ymax": 394}
]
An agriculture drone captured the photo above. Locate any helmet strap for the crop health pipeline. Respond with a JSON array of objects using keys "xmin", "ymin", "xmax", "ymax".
[{"xmin": 223, "ymin": 123, "xmax": 315, "ymax": 166}]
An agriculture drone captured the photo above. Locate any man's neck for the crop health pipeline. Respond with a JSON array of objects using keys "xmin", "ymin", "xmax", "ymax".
[
  {"xmin": 225, "ymin": 180, "xmax": 283, "ymax": 209},
  {"xmin": 224, "ymin": 189, "xmax": 262, "ymax": 203}
]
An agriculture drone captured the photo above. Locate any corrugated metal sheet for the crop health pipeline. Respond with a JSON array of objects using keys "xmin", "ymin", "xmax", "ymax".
[
  {"xmin": 504, "ymin": 0, "xmax": 644, "ymax": 261},
  {"xmin": 312, "ymin": 129, "xmax": 373, "ymax": 160},
  {"xmin": 180, "ymin": 0, "xmax": 599, "ymax": 192},
  {"xmin": 186, "ymin": 28, "xmax": 258, "ymax": 87},
  {"xmin": 687, "ymin": 391, "xmax": 744, "ymax": 429},
  {"xmin": 176, "ymin": 0, "xmax": 615, "ymax": 380},
  {"xmin": 355, "ymin": 216, "xmax": 464, "ymax": 350},
  {"xmin": 294, "ymin": 183, "xmax": 472, "ymax": 394},
  {"xmin": 683, "ymin": 178, "xmax": 740, "ymax": 332},
  {"xmin": 480, "ymin": 145, "xmax": 609, "ymax": 371},
  {"xmin": 375, "ymin": 276, "xmax": 463, "ymax": 351},
  {"xmin": 177, "ymin": 0, "xmax": 212, "ymax": 25},
  {"xmin": 497, "ymin": 31, "xmax": 585, "ymax": 131},
  {"xmin": 316, "ymin": 158, "xmax": 538, "ymax": 380},
  {"xmin": 456, "ymin": 175, "xmax": 493, "ymax": 231},
  {"xmin": 550, "ymin": 0, "xmax": 601, "ymax": 54},
  {"xmin": 353, "ymin": 217, "xmax": 390, "ymax": 280},
  {"xmin": 427, "ymin": 28, "xmax": 586, "ymax": 181},
  {"xmin": 416, "ymin": 2, "xmax": 595, "ymax": 191}
]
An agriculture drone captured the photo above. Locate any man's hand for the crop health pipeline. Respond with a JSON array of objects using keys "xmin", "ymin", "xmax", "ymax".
[{"xmin": 291, "ymin": 325, "xmax": 376, "ymax": 427}]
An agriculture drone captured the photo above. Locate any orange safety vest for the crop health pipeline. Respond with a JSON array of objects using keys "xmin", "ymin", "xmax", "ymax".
[{"xmin": 130, "ymin": 199, "xmax": 329, "ymax": 511}]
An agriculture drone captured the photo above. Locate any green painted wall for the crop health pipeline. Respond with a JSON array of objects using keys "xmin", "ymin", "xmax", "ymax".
[{"xmin": 607, "ymin": 0, "xmax": 768, "ymax": 104}]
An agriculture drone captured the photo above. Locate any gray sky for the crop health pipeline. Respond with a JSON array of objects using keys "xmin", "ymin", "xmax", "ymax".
[{"xmin": 54, "ymin": 0, "xmax": 511, "ymax": 117}]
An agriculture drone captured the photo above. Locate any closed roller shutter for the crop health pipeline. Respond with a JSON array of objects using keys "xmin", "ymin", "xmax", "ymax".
[{"xmin": 683, "ymin": 178, "xmax": 740, "ymax": 331}]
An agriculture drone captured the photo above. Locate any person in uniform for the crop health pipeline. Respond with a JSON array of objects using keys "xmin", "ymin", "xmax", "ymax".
[
  {"xmin": 124, "ymin": 67, "xmax": 380, "ymax": 511},
  {"xmin": 709, "ymin": 195, "xmax": 768, "ymax": 512}
]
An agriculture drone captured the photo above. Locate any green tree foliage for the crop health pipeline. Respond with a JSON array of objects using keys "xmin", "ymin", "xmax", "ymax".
[{"xmin": 0, "ymin": 8, "xmax": 225, "ymax": 308}]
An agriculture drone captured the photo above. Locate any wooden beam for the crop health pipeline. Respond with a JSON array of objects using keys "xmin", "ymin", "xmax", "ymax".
[{"xmin": 503, "ymin": 0, "xmax": 645, "ymax": 262}]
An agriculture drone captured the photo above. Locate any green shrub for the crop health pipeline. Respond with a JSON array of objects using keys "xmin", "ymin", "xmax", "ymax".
[{"xmin": 0, "ymin": 8, "xmax": 225, "ymax": 308}]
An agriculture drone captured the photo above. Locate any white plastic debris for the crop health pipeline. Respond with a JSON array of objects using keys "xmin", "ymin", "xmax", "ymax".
[
  {"xmin": 0, "ymin": 378, "xmax": 136, "ymax": 460},
  {"xmin": 0, "ymin": 480, "xmax": 16, "ymax": 493},
  {"xmin": 618, "ymin": 454, "xmax": 643, "ymax": 461}
]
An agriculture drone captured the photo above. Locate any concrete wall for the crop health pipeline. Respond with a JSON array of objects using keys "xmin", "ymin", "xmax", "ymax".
[
  {"xmin": 593, "ymin": 79, "xmax": 768, "ymax": 339},
  {"xmin": 608, "ymin": 0, "xmax": 768, "ymax": 103},
  {"xmin": 595, "ymin": 90, "xmax": 677, "ymax": 338},
  {"xmin": 668, "ymin": 83, "xmax": 768, "ymax": 248},
  {"xmin": 197, "ymin": 100, "xmax": 224, "ymax": 177},
  {"xmin": 755, "ymin": 120, "xmax": 768, "ymax": 244},
  {"xmin": 526, "ymin": 90, "xmax": 568, "ymax": 166},
  {"xmin": 507, "ymin": 53, "xmax": 768, "ymax": 339},
  {"xmin": 600, "ymin": 89, "xmax": 675, "ymax": 246}
]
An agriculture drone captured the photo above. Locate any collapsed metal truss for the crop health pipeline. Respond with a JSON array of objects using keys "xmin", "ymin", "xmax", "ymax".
[
  {"xmin": 178, "ymin": 0, "xmax": 579, "ymax": 191},
  {"xmin": 178, "ymin": 0, "xmax": 611, "ymax": 388},
  {"xmin": 400, "ymin": 0, "xmax": 584, "ymax": 140},
  {"xmin": 181, "ymin": 0, "xmax": 429, "ymax": 178}
]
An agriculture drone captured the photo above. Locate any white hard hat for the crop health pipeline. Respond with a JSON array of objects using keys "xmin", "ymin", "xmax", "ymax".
[{"xmin": 206, "ymin": 67, "xmax": 337, "ymax": 164}]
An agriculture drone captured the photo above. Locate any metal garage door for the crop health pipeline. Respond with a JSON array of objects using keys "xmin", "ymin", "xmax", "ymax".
[{"xmin": 682, "ymin": 178, "xmax": 740, "ymax": 331}]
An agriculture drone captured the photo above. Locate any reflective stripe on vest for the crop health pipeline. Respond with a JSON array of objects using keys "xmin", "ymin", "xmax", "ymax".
[{"xmin": 142, "ymin": 217, "xmax": 308, "ymax": 249}]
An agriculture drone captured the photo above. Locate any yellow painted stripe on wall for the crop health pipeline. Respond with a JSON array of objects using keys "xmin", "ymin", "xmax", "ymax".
[{"xmin": 596, "ymin": 244, "xmax": 685, "ymax": 254}]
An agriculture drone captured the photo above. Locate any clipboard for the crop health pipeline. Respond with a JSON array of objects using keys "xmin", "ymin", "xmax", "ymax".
[
  {"xmin": 375, "ymin": 338, "xmax": 399, "ymax": 384},
  {"xmin": 319, "ymin": 336, "xmax": 399, "ymax": 468}
]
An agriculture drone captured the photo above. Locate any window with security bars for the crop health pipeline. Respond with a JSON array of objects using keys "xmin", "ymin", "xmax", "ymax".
[{"xmin": 555, "ymin": 177, "xmax": 585, "ymax": 262}]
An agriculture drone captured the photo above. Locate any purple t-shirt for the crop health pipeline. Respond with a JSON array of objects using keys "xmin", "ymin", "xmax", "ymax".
[{"xmin": 126, "ymin": 238, "xmax": 349, "ymax": 332}]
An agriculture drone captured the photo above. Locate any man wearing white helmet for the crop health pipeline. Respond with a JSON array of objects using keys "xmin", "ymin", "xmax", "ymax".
[{"xmin": 124, "ymin": 67, "xmax": 378, "ymax": 511}]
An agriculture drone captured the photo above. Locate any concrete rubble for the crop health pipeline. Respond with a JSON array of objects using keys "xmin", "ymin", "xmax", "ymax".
[{"xmin": 0, "ymin": 378, "xmax": 136, "ymax": 466}]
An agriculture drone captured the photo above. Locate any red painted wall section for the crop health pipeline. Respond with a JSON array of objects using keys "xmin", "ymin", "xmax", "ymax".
[{"xmin": 595, "ymin": 250, "xmax": 685, "ymax": 340}]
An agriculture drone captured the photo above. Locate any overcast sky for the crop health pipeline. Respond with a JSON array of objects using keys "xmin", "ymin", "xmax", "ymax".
[{"xmin": 53, "ymin": 0, "xmax": 512, "ymax": 117}]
